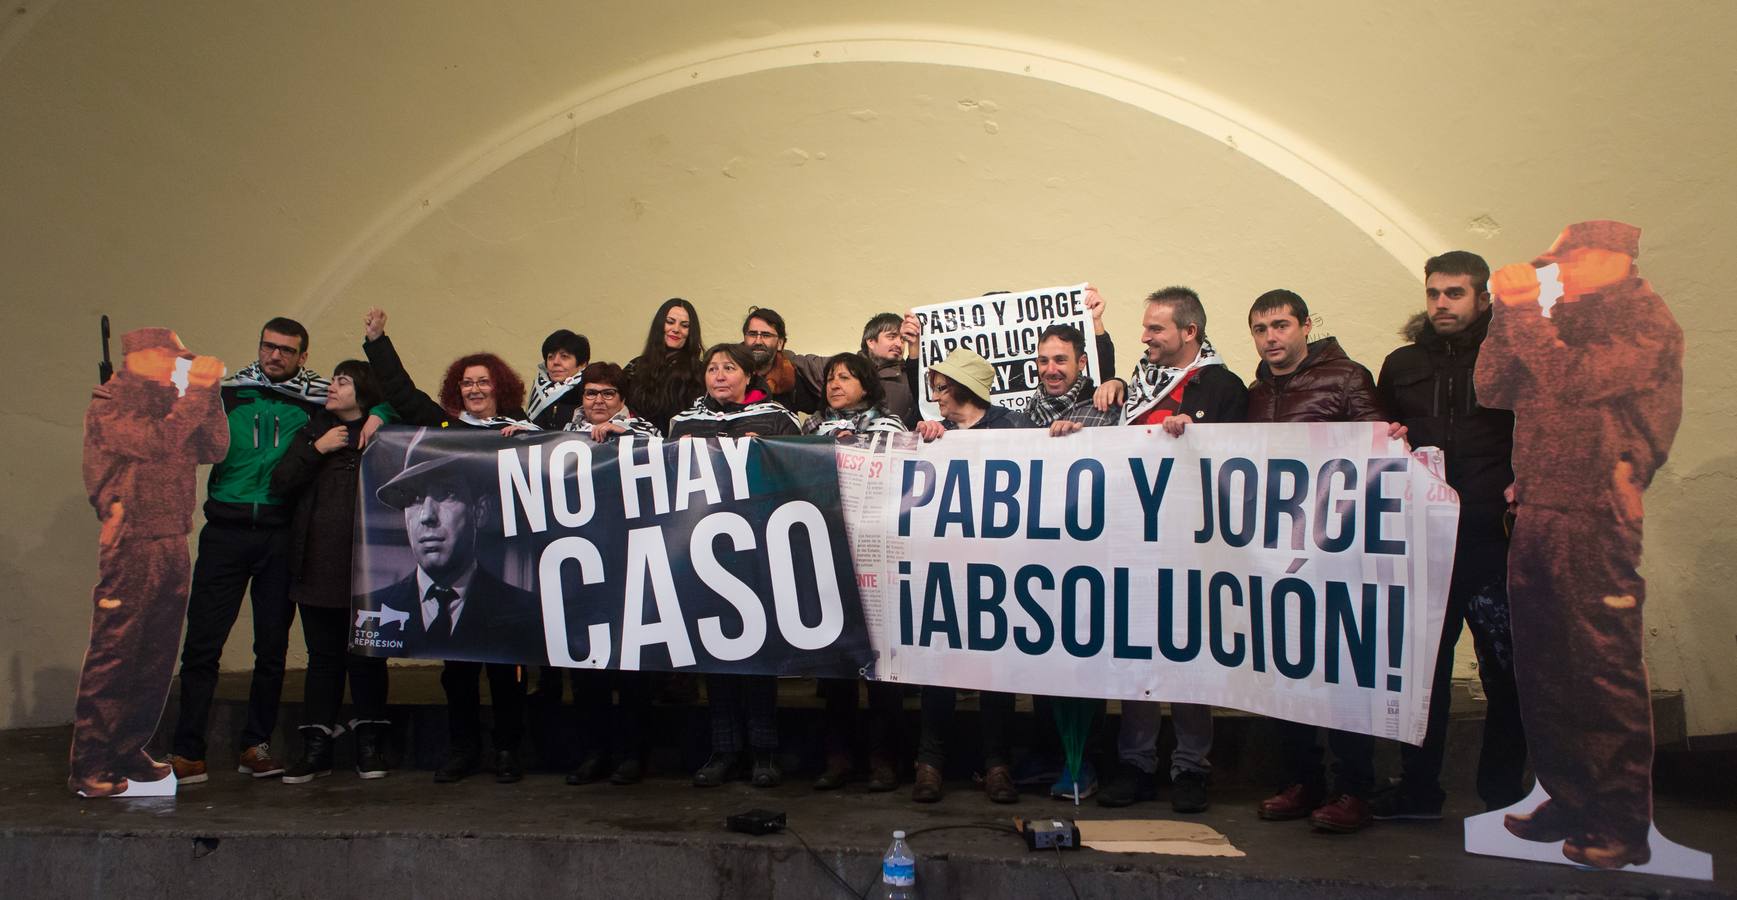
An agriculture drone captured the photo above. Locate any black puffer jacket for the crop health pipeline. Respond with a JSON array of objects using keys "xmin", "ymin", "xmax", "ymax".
[
  {"xmin": 1378, "ymin": 310, "xmax": 1514, "ymax": 543},
  {"xmin": 1247, "ymin": 337, "xmax": 1385, "ymax": 424}
]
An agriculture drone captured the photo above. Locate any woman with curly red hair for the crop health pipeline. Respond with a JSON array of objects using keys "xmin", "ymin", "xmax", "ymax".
[{"xmin": 359, "ymin": 307, "xmax": 537, "ymax": 786}]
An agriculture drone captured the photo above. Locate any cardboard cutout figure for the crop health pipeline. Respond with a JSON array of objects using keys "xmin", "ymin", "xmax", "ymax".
[
  {"xmin": 69, "ymin": 328, "xmax": 228, "ymax": 797},
  {"xmin": 1462, "ymin": 222, "xmax": 1712, "ymax": 880}
]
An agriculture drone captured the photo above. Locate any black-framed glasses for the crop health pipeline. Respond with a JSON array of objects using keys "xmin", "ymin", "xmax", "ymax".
[
  {"xmin": 582, "ymin": 388, "xmax": 620, "ymax": 400},
  {"xmin": 259, "ymin": 340, "xmax": 302, "ymax": 357}
]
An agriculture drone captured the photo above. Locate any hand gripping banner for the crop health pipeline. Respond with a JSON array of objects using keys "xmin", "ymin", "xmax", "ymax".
[{"xmin": 352, "ymin": 422, "xmax": 1457, "ymax": 743}]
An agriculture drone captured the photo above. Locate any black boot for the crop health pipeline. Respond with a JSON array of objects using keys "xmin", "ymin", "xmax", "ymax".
[
  {"xmin": 693, "ymin": 751, "xmax": 742, "ymax": 787},
  {"xmin": 354, "ymin": 721, "xmax": 390, "ymax": 780},
  {"xmin": 282, "ymin": 726, "xmax": 335, "ymax": 784}
]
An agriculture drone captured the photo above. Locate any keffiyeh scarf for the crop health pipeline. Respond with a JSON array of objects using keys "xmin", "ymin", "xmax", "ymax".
[
  {"xmin": 225, "ymin": 362, "xmax": 329, "ymax": 401},
  {"xmin": 1122, "ymin": 340, "xmax": 1223, "ymax": 423},
  {"xmin": 1027, "ymin": 375, "xmax": 1096, "ymax": 427},
  {"xmin": 803, "ymin": 406, "xmax": 907, "ymax": 437},
  {"xmin": 459, "ymin": 412, "xmax": 537, "ymax": 431},
  {"xmin": 525, "ymin": 365, "xmax": 583, "ymax": 423}
]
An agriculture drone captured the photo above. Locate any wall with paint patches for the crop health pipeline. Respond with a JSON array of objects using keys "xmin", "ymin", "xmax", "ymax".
[{"xmin": 1, "ymin": 1, "xmax": 1732, "ymax": 738}]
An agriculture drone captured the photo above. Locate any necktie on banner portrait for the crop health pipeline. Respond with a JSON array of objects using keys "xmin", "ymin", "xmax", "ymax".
[{"xmin": 351, "ymin": 422, "xmax": 1457, "ymax": 744}]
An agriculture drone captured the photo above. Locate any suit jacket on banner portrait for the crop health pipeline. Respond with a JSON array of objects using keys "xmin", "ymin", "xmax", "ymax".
[{"xmin": 355, "ymin": 568, "xmax": 545, "ymax": 664}]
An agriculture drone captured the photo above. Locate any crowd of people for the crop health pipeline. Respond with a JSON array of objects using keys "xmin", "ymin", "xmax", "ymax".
[{"xmin": 150, "ymin": 248, "xmax": 1533, "ymax": 837}]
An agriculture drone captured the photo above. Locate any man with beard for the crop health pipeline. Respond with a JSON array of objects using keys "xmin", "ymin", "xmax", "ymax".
[
  {"xmin": 1373, "ymin": 251, "xmax": 1527, "ymax": 821},
  {"xmin": 71, "ymin": 329, "xmax": 228, "ymax": 797},
  {"xmin": 168, "ymin": 318, "xmax": 384, "ymax": 784},
  {"xmin": 1477, "ymin": 221, "xmax": 1682, "ymax": 869},
  {"xmin": 1085, "ymin": 287, "xmax": 1245, "ymax": 813},
  {"xmin": 740, "ymin": 307, "xmax": 821, "ymax": 415}
]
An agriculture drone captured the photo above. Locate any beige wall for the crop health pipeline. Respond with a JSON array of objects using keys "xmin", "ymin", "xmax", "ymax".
[{"xmin": 3, "ymin": 2, "xmax": 1733, "ymax": 735}]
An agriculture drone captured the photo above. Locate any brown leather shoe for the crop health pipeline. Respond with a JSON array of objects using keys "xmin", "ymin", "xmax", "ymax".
[
  {"xmin": 69, "ymin": 774, "xmax": 129, "ymax": 798},
  {"xmin": 912, "ymin": 763, "xmax": 944, "ymax": 803},
  {"xmin": 1564, "ymin": 833, "xmax": 1652, "ymax": 869},
  {"xmin": 1503, "ymin": 800, "xmax": 1577, "ymax": 844},
  {"xmin": 983, "ymin": 765, "xmax": 1018, "ymax": 804},
  {"xmin": 168, "ymin": 755, "xmax": 208, "ymax": 785},
  {"xmin": 1309, "ymin": 794, "xmax": 1373, "ymax": 833},
  {"xmin": 1258, "ymin": 783, "xmax": 1323, "ymax": 820},
  {"xmin": 813, "ymin": 753, "xmax": 851, "ymax": 791},
  {"xmin": 866, "ymin": 756, "xmax": 898, "ymax": 793}
]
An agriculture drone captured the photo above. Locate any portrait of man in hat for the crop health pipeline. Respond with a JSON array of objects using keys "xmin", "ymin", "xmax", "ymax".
[
  {"xmin": 353, "ymin": 431, "xmax": 546, "ymax": 664},
  {"xmin": 1471, "ymin": 220, "xmax": 1686, "ymax": 870},
  {"xmin": 71, "ymin": 327, "xmax": 229, "ymax": 797}
]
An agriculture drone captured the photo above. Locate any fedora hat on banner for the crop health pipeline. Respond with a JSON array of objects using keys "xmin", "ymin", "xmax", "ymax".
[{"xmin": 375, "ymin": 429, "xmax": 477, "ymax": 509}]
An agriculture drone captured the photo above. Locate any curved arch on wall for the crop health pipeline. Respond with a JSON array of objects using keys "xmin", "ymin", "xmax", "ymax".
[{"xmin": 301, "ymin": 25, "xmax": 1443, "ymax": 319}]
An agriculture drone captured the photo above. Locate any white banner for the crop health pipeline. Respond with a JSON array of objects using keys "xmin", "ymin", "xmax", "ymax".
[
  {"xmin": 911, "ymin": 283, "xmax": 1103, "ymax": 420},
  {"xmin": 836, "ymin": 422, "xmax": 1456, "ymax": 745}
]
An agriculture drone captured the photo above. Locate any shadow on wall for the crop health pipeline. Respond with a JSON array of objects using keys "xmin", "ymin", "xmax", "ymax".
[
  {"xmin": 1645, "ymin": 453, "xmax": 1737, "ymax": 732},
  {"xmin": 1, "ymin": 490, "xmax": 105, "ymax": 728}
]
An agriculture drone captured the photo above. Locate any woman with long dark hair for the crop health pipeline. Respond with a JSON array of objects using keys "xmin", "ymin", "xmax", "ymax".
[
  {"xmin": 272, "ymin": 360, "xmax": 393, "ymax": 783},
  {"xmin": 624, "ymin": 298, "xmax": 705, "ymax": 433},
  {"xmin": 669, "ymin": 343, "xmax": 799, "ymax": 788}
]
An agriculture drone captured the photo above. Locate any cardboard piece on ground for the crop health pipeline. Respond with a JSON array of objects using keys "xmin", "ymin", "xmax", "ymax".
[{"xmin": 1076, "ymin": 819, "xmax": 1245, "ymax": 857}]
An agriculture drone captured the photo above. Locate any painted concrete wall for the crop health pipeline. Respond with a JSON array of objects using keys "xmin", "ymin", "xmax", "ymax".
[{"xmin": 2, "ymin": 2, "xmax": 1732, "ymax": 736}]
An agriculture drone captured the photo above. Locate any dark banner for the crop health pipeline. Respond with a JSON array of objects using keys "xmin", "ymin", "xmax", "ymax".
[{"xmin": 350, "ymin": 426, "xmax": 873, "ymax": 678}]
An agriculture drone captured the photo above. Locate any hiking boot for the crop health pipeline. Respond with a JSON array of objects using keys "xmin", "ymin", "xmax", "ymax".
[
  {"xmin": 169, "ymin": 755, "xmax": 208, "ymax": 785},
  {"xmin": 1258, "ymin": 783, "xmax": 1323, "ymax": 820},
  {"xmin": 693, "ymin": 751, "xmax": 742, "ymax": 788},
  {"xmin": 1503, "ymin": 800, "xmax": 1578, "ymax": 843},
  {"xmin": 1310, "ymin": 794, "xmax": 1373, "ymax": 833},
  {"xmin": 911, "ymin": 762, "xmax": 944, "ymax": 803},
  {"xmin": 236, "ymin": 743, "xmax": 285, "ymax": 778},
  {"xmin": 433, "ymin": 749, "xmax": 480, "ymax": 783},
  {"xmin": 983, "ymin": 765, "xmax": 1019, "ymax": 804},
  {"xmin": 1564, "ymin": 833, "xmax": 1651, "ymax": 869},
  {"xmin": 750, "ymin": 750, "xmax": 782, "ymax": 788},
  {"xmin": 1049, "ymin": 761, "xmax": 1098, "ymax": 801},
  {"xmin": 866, "ymin": 757, "xmax": 898, "ymax": 793},
  {"xmin": 354, "ymin": 723, "xmax": 390, "ymax": 779},
  {"xmin": 281, "ymin": 727, "xmax": 334, "ymax": 784},
  {"xmin": 608, "ymin": 758, "xmax": 644, "ymax": 785},
  {"xmin": 813, "ymin": 753, "xmax": 851, "ymax": 791},
  {"xmin": 565, "ymin": 752, "xmax": 605, "ymax": 786},
  {"xmin": 1170, "ymin": 769, "xmax": 1211, "ymax": 814},
  {"xmin": 1098, "ymin": 761, "xmax": 1157, "ymax": 808},
  {"xmin": 1369, "ymin": 785, "xmax": 1443, "ymax": 821},
  {"xmin": 495, "ymin": 749, "xmax": 524, "ymax": 784}
]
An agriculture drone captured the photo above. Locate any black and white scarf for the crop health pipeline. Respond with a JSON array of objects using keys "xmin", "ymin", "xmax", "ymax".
[
  {"xmin": 565, "ymin": 406, "xmax": 661, "ymax": 438},
  {"xmin": 803, "ymin": 406, "xmax": 908, "ymax": 437},
  {"xmin": 1027, "ymin": 375, "xmax": 1096, "ymax": 427},
  {"xmin": 670, "ymin": 394, "xmax": 800, "ymax": 430},
  {"xmin": 459, "ymin": 412, "xmax": 537, "ymax": 431},
  {"xmin": 225, "ymin": 362, "xmax": 329, "ymax": 401},
  {"xmin": 1122, "ymin": 340, "xmax": 1222, "ymax": 423},
  {"xmin": 525, "ymin": 365, "xmax": 583, "ymax": 423}
]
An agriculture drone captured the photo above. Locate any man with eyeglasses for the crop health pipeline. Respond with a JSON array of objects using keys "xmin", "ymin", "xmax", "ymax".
[
  {"xmin": 169, "ymin": 317, "xmax": 389, "ymax": 785},
  {"xmin": 740, "ymin": 308, "xmax": 824, "ymax": 415}
]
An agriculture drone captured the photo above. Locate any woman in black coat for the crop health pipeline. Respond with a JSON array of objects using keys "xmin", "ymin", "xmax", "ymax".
[
  {"xmin": 271, "ymin": 359, "xmax": 393, "ymax": 783},
  {"xmin": 624, "ymin": 297, "xmax": 705, "ymax": 434},
  {"xmin": 669, "ymin": 343, "xmax": 799, "ymax": 788}
]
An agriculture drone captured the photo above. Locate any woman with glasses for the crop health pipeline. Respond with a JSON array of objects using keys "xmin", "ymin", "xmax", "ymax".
[{"xmin": 669, "ymin": 343, "xmax": 800, "ymax": 788}]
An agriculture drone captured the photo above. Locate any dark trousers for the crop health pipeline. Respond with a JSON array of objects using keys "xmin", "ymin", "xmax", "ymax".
[
  {"xmin": 298, "ymin": 605, "xmax": 389, "ymax": 730},
  {"xmin": 567, "ymin": 669, "xmax": 653, "ymax": 761},
  {"xmin": 707, "ymin": 674, "xmax": 778, "ymax": 752},
  {"xmin": 442, "ymin": 661, "xmax": 526, "ymax": 753},
  {"xmin": 172, "ymin": 522, "xmax": 296, "ymax": 760},
  {"xmin": 1280, "ymin": 722, "xmax": 1375, "ymax": 799},
  {"xmin": 1509, "ymin": 506, "xmax": 1653, "ymax": 843},
  {"xmin": 70, "ymin": 535, "xmax": 190, "ymax": 783},
  {"xmin": 1398, "ymin": 538, "xmax": 1527, "ymax": 809},
  {"xmin": 820, "ymin": 678, "xmax": 904, "ymax": 760},
  {"xmin": 918, "ymin": 687, "xmax": 1015, "ymax": 770}
]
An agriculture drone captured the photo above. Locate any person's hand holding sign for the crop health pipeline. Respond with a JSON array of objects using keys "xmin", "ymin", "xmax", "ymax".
[
  {"xmin": 1084, "ymin": 283, "xmax": 1108, "ymax": 335},
  {"xmin": 915, "ymin": 420, "xmax": 946, "ymax": 442},
  {"xmin": 1050, "ymin": 420, "xmax": 1084, "ymax": 437},
  {"xmin": 900, "ymin": 311, "xmax": 922, "ymax": 356}
]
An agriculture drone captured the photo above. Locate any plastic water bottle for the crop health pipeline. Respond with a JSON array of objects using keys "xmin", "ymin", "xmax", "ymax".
[{"xmin": 882, "ymin": 830, "xmax": 916, "ymax": 899}]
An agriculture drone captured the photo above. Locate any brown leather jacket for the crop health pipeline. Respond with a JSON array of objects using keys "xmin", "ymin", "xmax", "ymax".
[{"xmin": 1246, "ymin": 337, "xmax": 1386, "ymax": 424}]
